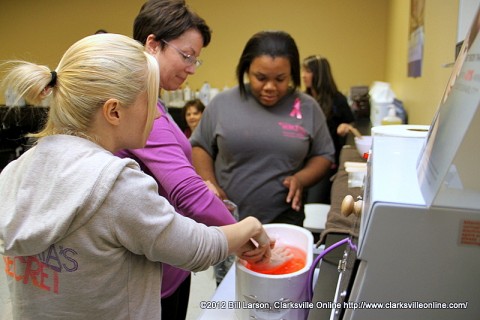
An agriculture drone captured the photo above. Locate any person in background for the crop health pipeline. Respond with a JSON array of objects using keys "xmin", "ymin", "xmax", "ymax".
[
  {"xmin": 182, "ymin": 98, "xmax": 205, "ymax": 138},
  {"xmin": 115, "ymin": 1, "xmax": 237, "ymax": 318},
  {"xmin": 191, "ymin": 30, "xmax": 335, "ymax": 227},
  {"xmin": 302, "ymin": 55, "xmax": 356, "ymax": 204},
  {"xmin": 0, "ymin": 33, "xmax": 272, "ymax": 319}
]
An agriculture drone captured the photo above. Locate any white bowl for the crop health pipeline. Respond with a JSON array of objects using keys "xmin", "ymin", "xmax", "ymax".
[
  {"xmin": 354, "ymin": 136, "xmax": 373, "ymax": 157},
  {"xmin": 235, "ymin": 224, "xmax": 313, "ymax": 320}
]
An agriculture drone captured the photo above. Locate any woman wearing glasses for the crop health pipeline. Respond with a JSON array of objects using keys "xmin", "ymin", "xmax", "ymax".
[{"xmin": 116, "ymin": 1, "xmax": 237, "ymax": 319}]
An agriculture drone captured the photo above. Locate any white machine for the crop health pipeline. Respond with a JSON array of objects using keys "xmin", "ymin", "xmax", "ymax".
[
  {"xmin": 319, "ymin": 8, "xmax": 480, "ymax": 319},
  {"xmin": 341, "ymin": 135, "xmax": 479, "ymax": 320}
]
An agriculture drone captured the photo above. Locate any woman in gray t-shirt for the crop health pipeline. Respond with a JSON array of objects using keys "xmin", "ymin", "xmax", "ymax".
[{"xmin": 191, "ymin": 30, "xmax": 335, "ymax": 226}]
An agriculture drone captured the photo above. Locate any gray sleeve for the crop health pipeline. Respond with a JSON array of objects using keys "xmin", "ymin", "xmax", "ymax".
[{"xmin": 106, "ymin": 165, "xmax": 229, "ymax": 272}]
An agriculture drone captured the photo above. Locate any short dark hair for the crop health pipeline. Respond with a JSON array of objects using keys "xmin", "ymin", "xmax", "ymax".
[
  {"xmin": 133, "ymin": 0, "xmax": 212, "ymax": 48},
  {"xmin": 181, "ymin": 98, "xmax": 205, "ymax": 120},
  {"xmin": 236, "ymin": 30, "xmax": 300, "ymax": 97}
]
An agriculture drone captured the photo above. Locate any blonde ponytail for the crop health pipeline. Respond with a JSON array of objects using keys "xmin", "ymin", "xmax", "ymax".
[{"xmin": 1, "ymin": 33, "xmax": 159, "ymax": 141}]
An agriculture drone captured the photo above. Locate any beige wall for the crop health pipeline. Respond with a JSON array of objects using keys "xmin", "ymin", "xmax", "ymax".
[
  {"xmin": 0, "ymin": 0, "xmax": 460, "ymax": 124},
  {"xmin": 0, "ymin": 0, "xmax": 144, "ymax": 71},
  {"xmin": 187, "ymin": 0, "xmax": 388, "ymax": 94},
  {"xmin": 385, "ymin": 0, "xmax": 459, "ymax": 124}
]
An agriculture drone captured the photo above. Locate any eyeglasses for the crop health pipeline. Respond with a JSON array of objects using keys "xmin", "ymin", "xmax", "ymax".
[{"xmin": 161, "ymin": 39, "xmax": 202, "ymax": 68}]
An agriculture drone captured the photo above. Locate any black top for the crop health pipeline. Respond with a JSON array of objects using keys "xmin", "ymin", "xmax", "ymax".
[
  {"xmin": 0, "ymin": 106, "xmax": 48, "ymax": 170},
  {"xmin": 324, "ymin": 92, "xmax": 355, "ymax": 166}
]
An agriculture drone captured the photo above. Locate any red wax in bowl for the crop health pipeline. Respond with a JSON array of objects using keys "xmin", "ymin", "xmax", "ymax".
[{"xmin": 245, "ymin": 246, "xmax": 306, "ymax": 275}]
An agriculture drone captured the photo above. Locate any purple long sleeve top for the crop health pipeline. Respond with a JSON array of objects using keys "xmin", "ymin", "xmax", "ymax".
[{"xmin": 116, "ymin": 101, "xmax": 236, "ymax": 298}]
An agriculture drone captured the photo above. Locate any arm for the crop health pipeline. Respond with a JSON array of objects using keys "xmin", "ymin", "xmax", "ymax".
[
  {"xmin": 128, "ymin": 114, "xmax": 235, "ymax": 226},
  {"xmin": 192, "ymin": 146, "xmax": 228, "ymax": 200},
  {"xmin": 190, "ymin": 100, "xmax": 230, "ymax": 200},
  {"xmin": 219, "ymin": 216, "xmax": 273, "ymax": 264},
  {"xmin": 335, "ymin": 93, "xmax": 356, "ymax": 137},
  {"xmin": 283, "ymin": 155, "xmax": 332, "ymax": 211},
  {"xmin": 111, "ymin": 165, "xmax": 270, "ymax": 269},
  {"xmin": 337, "ymin": 122, "xmax": 355, "ymax": 137}
]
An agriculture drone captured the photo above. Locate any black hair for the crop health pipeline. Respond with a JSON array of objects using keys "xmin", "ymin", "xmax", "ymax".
[
  {"xmin": 236, "ymin": 30, "xmax": 300, "ymax": 97},
  {"xmin": 302, "ymin": 55, "xmax": 339, "ymax": 119}
]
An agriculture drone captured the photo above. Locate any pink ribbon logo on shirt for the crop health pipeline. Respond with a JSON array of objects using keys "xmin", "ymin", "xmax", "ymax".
[{"xmin": 289, "ymin": 98, "xmax": 302, "ymax": 119}]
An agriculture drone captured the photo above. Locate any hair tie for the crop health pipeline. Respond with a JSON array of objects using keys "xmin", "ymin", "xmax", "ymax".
[{"xmin": 48, "ymin": 71, "xmax": 57, "ymax": 87}]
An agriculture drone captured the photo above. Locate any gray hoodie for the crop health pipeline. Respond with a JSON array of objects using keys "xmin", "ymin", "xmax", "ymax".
[{"xmin": 0, "ymin": 134, "xmax": 228, "ymax": 319}]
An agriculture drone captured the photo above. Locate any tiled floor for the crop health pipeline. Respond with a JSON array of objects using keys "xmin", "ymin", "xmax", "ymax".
[{"xmin": 186, "ymin": 267, "xmax": 217, "ymax": 320}]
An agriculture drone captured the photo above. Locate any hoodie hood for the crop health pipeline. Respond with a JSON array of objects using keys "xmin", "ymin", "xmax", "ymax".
[{"xmin": 0, "ymin": 135, "xmax": 137, "ymax": 256}]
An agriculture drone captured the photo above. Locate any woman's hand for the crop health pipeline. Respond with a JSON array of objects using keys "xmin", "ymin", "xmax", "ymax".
[
  {"xmin": 236, "ymin": 218, "xmax": 274, "ymax": 265},
  {"xmin": 283, "ymin": 175, "xmax": 303, "ymax": 211},
  {"xmin": 337, "ymin": 123, "xmax": 352, "ymax": 137},
  {"xmin": 215, "ymin": 186, "xmax": 228, "ymax": 201},
  {"xmin": 245, "ymin": 245, "xmax": 294, "ymax": 271},
  {"xmin": 204, "ymin": 180, "xmax": 228, "ymax": 200},
  {"xmin": 237, "ymin": 238, "xmax": 275, "ymax": 265},
  {"xmin": 204, "ymin": 180, "xmax": 220, "ymax": 197},
  {"xmin": 220, "ymin": 216, "xmax": 273, "ymax": 264}
]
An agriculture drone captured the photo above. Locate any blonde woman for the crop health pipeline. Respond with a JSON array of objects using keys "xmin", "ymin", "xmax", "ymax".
[{"xmin": 0, "ymin": 33, "xmax": 271, "ymax": 319}]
